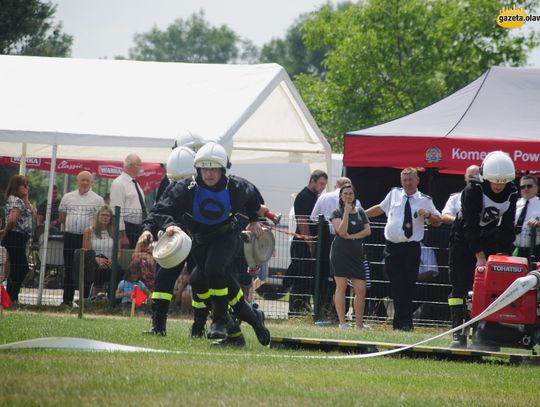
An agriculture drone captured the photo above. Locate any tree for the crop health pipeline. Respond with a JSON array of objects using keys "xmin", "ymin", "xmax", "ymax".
[
  {"xmin": 259, "ymin": 13, "xmax": 327, "ymax": 78},
  {"xmin": 0, "ymin": 0, "xmax": 72, "ymax": 56},
  {"xmin": 295, "ymin": 0, "xmax": 540, "ymax": 151},
  {"xmin": 127, "ymin": 11, "xmax": 257, "ymax": 63}
]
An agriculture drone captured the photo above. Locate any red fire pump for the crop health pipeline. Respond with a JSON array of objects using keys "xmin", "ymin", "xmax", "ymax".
[{"xmin": 470, "ymin": 255, "xmax": 540, "ymax": 350}]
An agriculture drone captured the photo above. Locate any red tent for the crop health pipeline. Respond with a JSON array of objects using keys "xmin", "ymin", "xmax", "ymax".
[{"xmin": 344, "ymin": 67, "xmax": 540, "ymax": 174}]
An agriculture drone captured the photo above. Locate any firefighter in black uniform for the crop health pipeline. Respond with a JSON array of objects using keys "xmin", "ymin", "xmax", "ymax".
[
  {"xmin": 139, "ymin": 142, "xmax": 270, "ymax": 345},
  {"xmin": 448, "ymin": 151, "xmax": 517, "ymax": 349}
]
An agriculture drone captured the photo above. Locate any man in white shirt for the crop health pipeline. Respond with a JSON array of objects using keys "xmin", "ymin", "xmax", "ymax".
[
  {"xmin": 310, "ymin": 176, "xmax": 360, "ymax": 320},
  {"xmin": 59, "ymin": 171, "xmax": 105, "ymax": 306},
  {"xmin": 110, "ymin": 154, "xmax": 146, "ymax": 249},
  {"xmin": 441, "ymin": 165, "xmax": 480, "ymax": 224},
  {"xmin": 365, "ymin": 167, "xmax": 441, "ymax": 331},
  {"xmin": 514, "ymin": 175, "xmax": 540, "ymax": 259}
]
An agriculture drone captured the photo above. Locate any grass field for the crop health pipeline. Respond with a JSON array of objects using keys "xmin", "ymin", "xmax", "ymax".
[{"xmin": 1, "ymin": 310, "xmax": 539, "ymax": 407}]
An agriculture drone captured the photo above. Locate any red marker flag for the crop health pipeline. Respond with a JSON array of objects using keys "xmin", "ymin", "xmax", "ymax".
[
  {"xmin": 0, "ymin": 284, "xmax": 12, "ymax": 308},
  {"xmin": 131, "ymin": 284, "xmax": 147, "ymax": 307}
]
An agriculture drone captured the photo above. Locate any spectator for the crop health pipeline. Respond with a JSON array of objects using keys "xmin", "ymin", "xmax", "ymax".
[
  {"xmin": 110, "ymin": 154, "xmax": 146, "ymax": 249},
  {"xmin": 59, "ymin": 171, "xmax": 104, "ymax": 307},
  {"xmin": 514, "ymin": 175, "xmax": 540, "ymax": 260},
  {"xmin": 82, "ymin": 205, "xmax": 120, "ymax": 297},
  {"xmin": 330, "ymin": 183, "xmax": 371, "ymax": 329},
  {"xmin": 365, "ymin": 167, "xmax": 441, "ymax": 331},
  {"xmin": 310, "ymin": 176, "xmax": 360, "ymax": 321},
  {"xmin": 36, "ymin": 184, "xmax": 61, "ymax": 231},
  {"xmin": 441, "ymin": 165, "xmax": 480, "ymax": 224},
  {"xmin": 115, "ymin": 262, "xmax": 150, "ymax": 311},
  {"xmin": 0, "ymin": 175, "xmax": 36, "ymax": 302},
  {"xmin": 288, "ymin": 169, "xmax": 328, "ymax": 315}
]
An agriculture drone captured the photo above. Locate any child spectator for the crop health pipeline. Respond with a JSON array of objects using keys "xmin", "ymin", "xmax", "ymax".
[{"xmin": 115, "ymin": 263, "xmax": 150, "ymax": 311}]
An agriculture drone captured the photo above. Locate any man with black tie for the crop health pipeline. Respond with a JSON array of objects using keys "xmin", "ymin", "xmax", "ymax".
[
  {"xmin": 365, "ymin": 167, "xmax": 441, "ymax": 331},
  {"xmin": 514, "ymin": 175, "xmax": 540, "ymax": 260},
  {"xmin": 110, "ymin": 154, "xmax": 147, "ymax": 249}
]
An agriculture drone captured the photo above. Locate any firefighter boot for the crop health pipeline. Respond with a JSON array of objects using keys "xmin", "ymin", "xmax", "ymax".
[
  {"xmin": 234, "ymin": 300, "xmax": 271, "ymax": 346},
  {"xmin": 207, "ymin": 296, "xmax": 228, "ymax": 340},
  {"xmin": 144, "ymin": 299, "xmax": 169, "ymax": 336},
  {"xmin": 191, "ymin": 308, "xmax": 209, "ymax": 339},
  {"xmin": 214, "ymin": 314, "xmax": 246, "ymax": 347},
  {"xmin": 449, "ymin": 304, "xmax": 467, "ymax": 349}
]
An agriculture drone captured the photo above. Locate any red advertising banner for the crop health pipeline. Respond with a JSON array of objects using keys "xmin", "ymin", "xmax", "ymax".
[
  {"xmin": 0, "ymin": 156, "xmax": 165, "ymax": 194},
  {"xmin": 344, "ymin": 136, "xmax": 540, "ymax": 173}
]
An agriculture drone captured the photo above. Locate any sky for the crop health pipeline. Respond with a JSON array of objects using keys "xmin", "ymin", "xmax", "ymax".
[
  {"xmin": 53, "ymin": 0, "xmax": 540, "ymax": 65},
  {"xmin": 52, "ymin": 0, "xmax": 339, "ymax": 59}
]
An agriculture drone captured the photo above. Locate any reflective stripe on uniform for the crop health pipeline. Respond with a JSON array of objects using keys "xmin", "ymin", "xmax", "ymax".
[
  {"xmin": 198, "ymin": 290, "xmax": 211, "ymax": 300},
  {"xmin": 228, "ymin": 288, "xmax": 243, "ymax": 307},
  {"xmin": 151, "ymin": 291, "xmax": 173, "ymax": 301},
  {"xmin": 209, "ymin": 287, "xmax": 228, "ymax": 297},
  {"xmin": 448, "ymin": 297, "xmax": 465, "ymax": 306},
  {"xmin": 192, "ymin": 299, "xmax": 207, "ymax": 309}
]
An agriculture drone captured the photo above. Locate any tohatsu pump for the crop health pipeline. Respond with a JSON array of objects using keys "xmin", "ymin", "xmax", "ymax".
[{"xmin": 470, "ymin": 254, "xmax": 540, "ymax": 351}]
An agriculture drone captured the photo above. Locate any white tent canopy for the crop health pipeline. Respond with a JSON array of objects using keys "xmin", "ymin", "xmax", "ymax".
[{"xmin": 0, "ymin": 55, "xmax": 331, "ymax": 168}]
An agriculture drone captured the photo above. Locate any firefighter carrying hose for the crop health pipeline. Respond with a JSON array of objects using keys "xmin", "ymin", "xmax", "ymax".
[
  {"xmin": 448, "ymin": 151, "xmax": 517, "ymax": 349},
  {"xmin": 139, "ymin": 142, "xmax": 270, "ymax": 345}
]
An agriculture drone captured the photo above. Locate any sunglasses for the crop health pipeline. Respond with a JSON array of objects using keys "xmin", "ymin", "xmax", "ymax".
[
  {"xmin": 520, "ymin": 184, "xmax": 535, "ymax": 190},
  {"xmin": 19, "ymin": 183, "xmax": 29, "ymax": 187}
]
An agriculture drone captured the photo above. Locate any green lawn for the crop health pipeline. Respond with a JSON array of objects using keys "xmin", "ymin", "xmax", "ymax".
[{"xmin": 1, "ymin": 311, "xmax": 538, "ymax": 407}]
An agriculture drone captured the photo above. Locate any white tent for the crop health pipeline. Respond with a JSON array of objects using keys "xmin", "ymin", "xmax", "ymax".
[
  {"xmin": 0, "ymin": 55, "xmax": 332, "ymax": 304},
  {"xmin": 0, "ymin": 55, "xmax": 331, "ymax": 168}
]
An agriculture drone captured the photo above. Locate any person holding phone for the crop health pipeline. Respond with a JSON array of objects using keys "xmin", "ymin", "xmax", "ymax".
[{"xmin": 330, "ymin": 183, "xmax": 371, "ymax": 329}]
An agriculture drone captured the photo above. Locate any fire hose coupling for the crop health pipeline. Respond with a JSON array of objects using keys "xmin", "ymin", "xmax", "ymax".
[{"xmin": 527, "ymin": 270, "xmax": 540, "ymax": 289}]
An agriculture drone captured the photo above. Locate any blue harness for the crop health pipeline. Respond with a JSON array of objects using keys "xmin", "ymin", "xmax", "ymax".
[{"xmin": 192, "ymin": 183, "xmax": 232, "ymax": 225}]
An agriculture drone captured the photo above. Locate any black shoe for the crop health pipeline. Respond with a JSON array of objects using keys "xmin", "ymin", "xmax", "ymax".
[
  {"xmin": 208, "ymin": 321, "xmax": 228, "ymax": 340},
  {"xmin": 144, "ymin": 327, "xmax": 166, "ymax": 336},
  {"xmin": 213, "ymin": 333, "xmax": 246, "ymax": 347},
  {"xmin": 394, "ymin": 325, "xmax": 413, "ymax": 332},
  {"xmin": 252, "ymin": 306, "xmax": 271, "ymax": 346},
  {"xmin": 449, "ymin": 332, "xmax": 467, "ymax": 349},
  {"xmin": 191, "ymin": 321, "xmax": 206, "ymax": 338}
]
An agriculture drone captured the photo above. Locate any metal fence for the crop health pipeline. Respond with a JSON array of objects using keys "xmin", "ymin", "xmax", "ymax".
[{"xmin": 2, "ymin": 206, "xmax": 456, "ymax": 326}]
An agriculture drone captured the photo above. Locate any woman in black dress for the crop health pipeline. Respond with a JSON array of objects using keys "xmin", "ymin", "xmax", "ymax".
[{"xmin": 330, "ymin": 184, "xmax": 371, "ymax": 329}]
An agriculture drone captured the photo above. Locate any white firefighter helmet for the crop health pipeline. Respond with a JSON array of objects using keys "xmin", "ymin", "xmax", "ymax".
[
  {"xmin": 194, "ymin": 142, "xmax": 230, "ymax": 169},
  {"xmin": 175, "ymin": 129, "xmax": 206, "ymax": 152},
  {"xmin": 481, "ymin": 151, "xmax": 515, "ymax": 184},
  {"xmin": 166, "ymin": 146, "xmax": 196, "ymax": 181}
]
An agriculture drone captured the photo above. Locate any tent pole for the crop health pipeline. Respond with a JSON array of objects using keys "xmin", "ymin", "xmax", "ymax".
[
  {"xmin": 19, "ymin": 143, "xmax": 27, "ymax": 175},
  {"xmin": 37, "ymin": 144, "xmax": 57, "ymax": 306}
]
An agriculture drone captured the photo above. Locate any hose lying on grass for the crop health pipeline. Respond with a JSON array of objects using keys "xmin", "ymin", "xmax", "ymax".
[{"xmin": 1, "ymin": 271, "xmax": 539, "ymax": 359}]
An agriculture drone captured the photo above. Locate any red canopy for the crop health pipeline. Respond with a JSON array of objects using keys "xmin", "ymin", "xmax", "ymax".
[
  {"xmin": 344, "ymin": 136, "xmax": 540, "ymax": 174},
  {"xmin": 345, "ymin": 67, "xmax": 540, "ymax": 173},
  {"xmin": 0, "ymin": 156, "xmax": 165, "ymax": 194}
]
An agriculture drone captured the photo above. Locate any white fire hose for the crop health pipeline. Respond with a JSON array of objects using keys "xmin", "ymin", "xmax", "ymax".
[
  {"xmin": 1, "ymin": 272, "xmax": 539, "ymax": 359},
  {"xmin": 329, "ymin": 270, "xmax": 540, "ymax": 359}
]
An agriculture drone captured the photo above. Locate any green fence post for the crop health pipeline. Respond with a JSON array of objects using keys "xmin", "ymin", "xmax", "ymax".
[
  {"xmin": 78, "ymin": 249, "xmax": 84, "ymax": 319},
  {"xmin": 313, "ymin": 214, "xmax": 325, "ymax": 321},
  {"xmin": 110, "ymin": 205, "xmax": 121, "ymax": 304}
]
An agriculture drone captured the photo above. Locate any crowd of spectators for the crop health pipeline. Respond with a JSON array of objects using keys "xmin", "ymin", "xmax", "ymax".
[{"xmin": 1, "ymin": 150, "xmax": 538, "ymax": 337}]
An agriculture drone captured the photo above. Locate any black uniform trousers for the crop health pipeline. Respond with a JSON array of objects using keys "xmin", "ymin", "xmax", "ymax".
[
  {"xmin": 62, "ymin": 232, "xmax": 84, "ymax": 303},
  {"xmin": 448, "ymin": 237, "xmax": 499, "ymax": 299},
  {"xmin": 2, "ymin": 230, "xmax": 29, "ymax": 302},
  {"xmin": 383, "ymin": 240, "xmax": 421, "ymax": 330}
]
